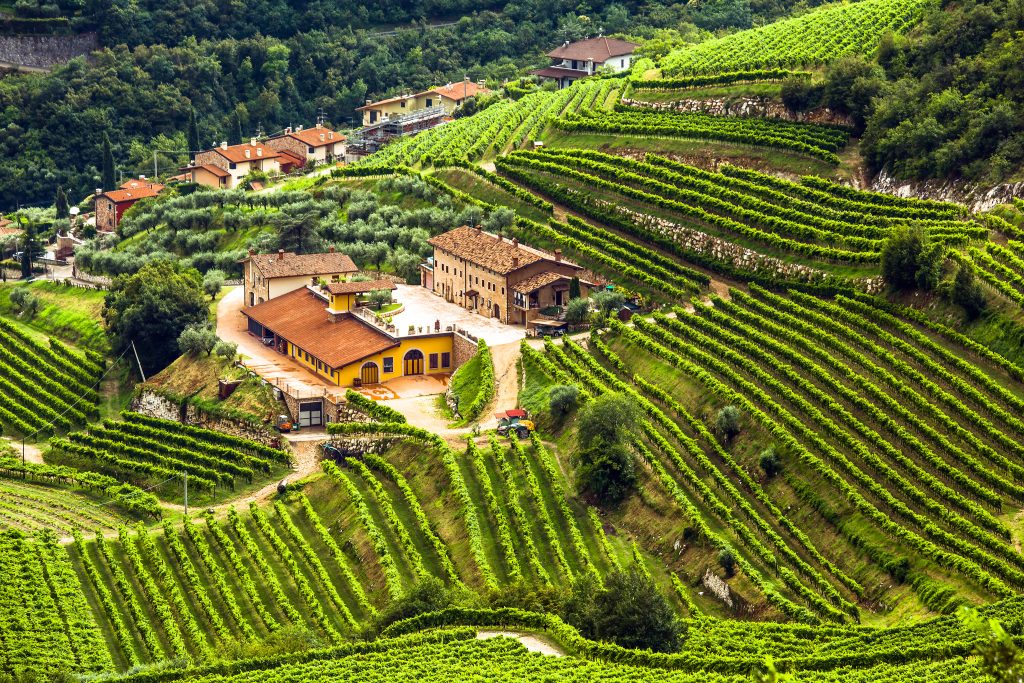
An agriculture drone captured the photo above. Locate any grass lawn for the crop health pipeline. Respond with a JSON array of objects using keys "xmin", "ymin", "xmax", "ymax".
[
  {"xmin": 432, "ymin": 168, "xmax": 552, "ymax": 224},
  {"xmin": 0, "ymin": 281, "xmax": 107, "ymax": 351}
]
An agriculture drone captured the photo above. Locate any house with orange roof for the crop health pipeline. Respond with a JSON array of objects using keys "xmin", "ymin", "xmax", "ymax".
[
  {"xmin": 356, "ymin": 78, "xmax": 490, "ymax": 126},
  {"xmin": 426, "ymin": 225, "xmax": 591, "ymax": 326},
  {"xmin": 266, "ymin": 123, "xmax": 347, "ymax": 168},
  {"xmin": 184, "ymin": 138, "xmax": 282, "ymax": 189},
  {"xmin": 530, "ymin": 36, "xmax": 639, "ymax": 88},
  {"xmin": 95, "ymin": 179, "xmax": 166, "ymax": 232}
]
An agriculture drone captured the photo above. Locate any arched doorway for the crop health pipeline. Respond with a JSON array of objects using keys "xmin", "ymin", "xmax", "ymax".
[
  {"xmin": 360, "ymin": 362, "xmax": 379, "ymax": 385},
  {"xmin": 493, "ymin": 303, "xmax": 501, "ymax": 320},
  {"xmin": 403, "ymin": 349, "xmax": 424, "ymax": 375}
]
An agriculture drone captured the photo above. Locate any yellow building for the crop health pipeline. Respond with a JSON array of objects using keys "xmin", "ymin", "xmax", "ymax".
[
  {"xmin": 356, "ymin": 80, "xmax": 490, "ymax": 126},
  {"xmin": 242, "ymin": 282, "xmax": 454, "ymax": 388}
]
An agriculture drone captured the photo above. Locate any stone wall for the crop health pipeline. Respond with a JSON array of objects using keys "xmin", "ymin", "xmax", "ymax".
[
  {"xmin": 452, "ymin": 331, "xmax": 478, "ymax": 370},
  {"xmin": 622, "ymin": 96, "xmax": 855, "ymax": 128},
  {"xmin": 131, "ymin": 389, "xmax": 278, "ymax": 446},
  {"xmin": 870, "ymin": 168, "xmax": 1024, "ymax": 213},
  {"xmin": 0, "ymin": 33, "xmax": 97, "ymax": 70}
]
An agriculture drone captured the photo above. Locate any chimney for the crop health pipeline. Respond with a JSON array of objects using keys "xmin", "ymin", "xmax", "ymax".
[
  {"xmin": 319, "ymin": 133, "xmax": 325, "ymax": 142},
  {"xmin": 278, "ymin": 249, "xmax": 285, "ymax": 261},
  {"xmin": 512, "ymin": 256, "xmax": 519, "ymax": 269},
  {"xmin": 245, "ymin": 149, "xmax": 251, "ymax": 158},
  {"xmin": 512, "ymin": 237, "xmax": 518, "ymax": 247},
  {"xmin": 316, "ymin": 122, "xmax": 322, "ymax": 129},
  {"xmin": 95, "ymin": 187, "xmax": 103, "ymax": 198},
  {"xmin": 220, "ymin": 141, "xmax": 228, "ymax": 149},
  {"xmin": 554, "ymin": 249, "xmax": 562, "ymax": 262},
  {"xmin": 297, "ymin": 125, "xmax": 303, "ymax": 132},
  {"xmin": 248, "ymin": 247, "xmax": 255, "ymax": 256},
  {"xmin": 250, "ymin": 138, "xmax": 257, "ymax": 146},
  {"xmin": 475, "ymin": 225, "xmax": 482, "ymax": 233},
  {"xmin": 256, "ymin": 148, "xmax": 262, "ymax": 157},
  {"xmin": 139, "ymin": 175, "xmax": 146, "ymax": 180},
  {"xmin": 285, "ymin": 126, "xmax": 292, "ymax": 134},
  {"xmin": 328, "ymin": 132, "xmax": 334, "ymax": 140},
  {"xmin": 328, "ymin": 246, "xmax": 335, "ymax": 253},
  {"xmin": 366, "ymin": 99, "xmax": 372, "ymax": 105}
]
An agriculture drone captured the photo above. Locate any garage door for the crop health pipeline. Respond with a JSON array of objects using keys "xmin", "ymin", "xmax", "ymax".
[{"xmin": 298, "ymin": 401, "xmax": 323, "ymax": 427}]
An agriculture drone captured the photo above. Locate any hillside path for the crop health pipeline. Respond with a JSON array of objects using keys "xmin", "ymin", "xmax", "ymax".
[{"xmin": 2, "ymin": 437, "xmax": 43, "ymax": 464}]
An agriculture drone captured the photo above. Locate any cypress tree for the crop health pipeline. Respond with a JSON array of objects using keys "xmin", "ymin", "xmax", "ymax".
[
  {"xmin": 20, "ymin": 218, "xmax": 35, "ymax": 279},
  {"xmin": 101, "ymin": 132, "xmax": 115, "ymax": 191},
  {"xmin": 229, "ymin": 112, "xmax": 243, "ymax": 146},
  {"xmin": 569, "ymin": 275, "xmax": 581, "ymax": 300},
  {"xmin": 187, "ymin": 108, "xmax": 200, "ymax": 153},
  {"xmin": 55, "ymin": 186, "xmax": 69, "ymax": 219}
]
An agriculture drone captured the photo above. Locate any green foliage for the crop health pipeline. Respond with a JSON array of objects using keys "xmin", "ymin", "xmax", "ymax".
[
  {"xmin": 715, "ymin": 405, "xmax": 742, "ymax": 442},
  {"xmin": 759, "ymin": 447, "xmax": 781, "ymax": 478},
  {"xmin": 562, "ymin": 566, "xmax": 683, "ymax": 653},
  {"xmin": 880, "ymin": 225, "xmax": 943, "ymax": 291},
  {"xmin": 564, "ymin": 296, "xmax": 590, "ymax": 323},
  {"xmin": 568, "ymin": 276, "xmax": 581, "ymax": 300},
  {"xmin": 177, "ymin": 323, "xmax": 217, "ymax": 357},
  {"xmin": 103, "ymin": 260, "xmax": 208, "ymax": 375},
  {"xmin": 213, "ymin": 339, "xmax": 238, "ymax": 360},
  {"xmin": 577, "ymin": 393, "xmax": 640, "ymax": 449},
  {"xmin": 718, "ymin": 548, "xmax": 737, "ymax": 577},
  {"xmin": 549, "ymin": 384, "xmax": 581, "ymax": 420},
  {"xmin": 54, "ymin": 186, "xmax": 69, "ymax": 219},
  {"xmin": 949, "ymin": 262, "xmax": 987, "ymax": 320},
  {"xmin": 201, "ymin": 268, "xmax": 225, "ymax": 299},
  {"xmin": 101, "ymin": 132, "xmax": 115, "ymax": 192}
]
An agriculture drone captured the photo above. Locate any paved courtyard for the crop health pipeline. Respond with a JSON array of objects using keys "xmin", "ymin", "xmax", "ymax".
[{"xmin": 390, "ymin": 284, "xmax": 526, "ymax": 346}]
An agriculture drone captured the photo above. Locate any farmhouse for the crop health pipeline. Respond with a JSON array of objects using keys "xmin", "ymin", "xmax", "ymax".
[
  {"xmin": 184, "ymin": 139, "xmax": 282, "ymax": 189},
  {"xmin": 530, "ymin": 36, "xmax": 639, "ymax": 88},
  {"xmin": 241, "ymin": 248, "xmax": 359, "ymax": 307},
  {"xmin": 94, "ymin": 179, "xmax": 165, "ymax": 232},
  {"xmin": 242, "ymin": 281, "xmax": 456, "ymax": 400},
  {"xmin": 357, "ymin": 79, "xmax": 490, "ymax": 126},
  {"xmin": 426, "ymin": 225, "xmax": 589, "ymax": 326},
  {"xmin": 265, "ymin": 123, "xmax": 347, "ymax": 169}
]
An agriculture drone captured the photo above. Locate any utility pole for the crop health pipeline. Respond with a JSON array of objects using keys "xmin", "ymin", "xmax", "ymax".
[
  {"xmin": 153, "ymin": 149, "xmax": 158, "ymax": 181},
  {"xmin": 130, "ymin": 340, "xmax": 146, "ymax": 382}
]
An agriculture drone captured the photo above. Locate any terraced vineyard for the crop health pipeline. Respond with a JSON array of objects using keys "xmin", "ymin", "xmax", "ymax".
[
  {"xmin": 47, "ymin": 412, "xmax": 291, "ymax": 500},
  {"xmin": 965, "ymin": 241, "xmax": 1024, "ymax": 307},
  {"xmin": 496, "ymin": 148, "xmax": 975, "ymax": 287},
  {"xmin": 523, "ymin": 284, "xmax": 1024, "ymax": 619},
  {"xmin": 660, "ymin": 0, "xmax": 936, "ymax": 75},
  {"xmin": 0, "ymin": 478, "xmax": 133, "ymax": 534},
  {"xmin": 0, "ymin": 317, "xmax": 103, "ymax": 438},
  {"xmin": 325, "ymin": 423, "xmax": 627, "ymax": 592},
  {"xmin": 554, "ymin": 107, "xmax": 851, "ymax": 163}
]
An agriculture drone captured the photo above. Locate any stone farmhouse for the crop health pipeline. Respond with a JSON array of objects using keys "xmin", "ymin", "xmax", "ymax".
[
  {"xmin": 530, "ymin": 36, "xmax": 639, "ymax": 88},
  {"xmin": 265, "ymin": 123, "xmax": 347, "ymax": 170},
  {"xmin": 184, "ymin": 139, "xmax": 282, "ymax": 189},
  {"xmin": 424, "ymin": 225, "xmax": 590, "ymax": 326},
  {"xmin": 94, "ymin": 178, "xmax": 165, "ymax": 232},
  {"xmin": 241, "ymin": 248, "xmax": 359, "ymax": 308}
]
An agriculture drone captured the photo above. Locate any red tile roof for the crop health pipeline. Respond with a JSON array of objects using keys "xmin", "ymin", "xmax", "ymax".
[
  {"xmin": 547, "ymin": 37, "xmax": 638, "ymax": 62},
  {"xmin": 247, "ymin": 250, "xmax": 358, "ymax": 279},
  {"xmin": 212, "ymin": 141, "xmax": 281, "ymax": 164},
  {"xmin": 120, "ymin": 179, "xmax": 163, "ymax": 191},
  {"xmin": 513, "ymin": 271, "xmax": 569, "ymax": 293},
  {"xmin": 185, "ymin": 164, "xmax": 230, "ymax": 178},
  {"xmin": 243, "ymin": 288, "xmax": 397, "ymax": 368},
  {"xmin": 286, "ymin": 125, "xmax": 346, "ymax": 147},
  {"xmin": 100, "ymin": 185, "xmax": 163, "ymax": 204},
  {"xmin": 430, "ymin": 81, "xmax": 489, "ymax": 102},
  {"xmin": 324, "ymin": 279, "xmax": 397, "ymax": 295},
  {"xmin": 428, "ymin": 226, "xmax": 581, "ymax": 275},
  {"xmin": 276, "ymin": 150, "xmax": 306, "ymax": 168}
]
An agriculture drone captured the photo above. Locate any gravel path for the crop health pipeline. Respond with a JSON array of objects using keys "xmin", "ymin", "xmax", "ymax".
[{"xmin": 476, "ymin": 631, "xmax": 564, "ymax": 657}]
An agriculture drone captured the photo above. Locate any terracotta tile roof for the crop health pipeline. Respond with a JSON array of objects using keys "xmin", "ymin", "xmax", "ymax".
[
  {"xmin": 513, "ymin": 271, "xmax": 568, "ymax": 293},
  {"xmin": 185, "ymin": 163, "xmax": 231, "ymax": 178},
  {"xmin": 243, "ymin": 288, "xmax": 398, "ymax": 368},
  {"xmin": 286, "ymin": 125, "xmax": 346, "ymax": 147},
  {"xmin": 212, "ymin": 141, "xmax": 281, "ymax": 164},
  {"xmin": 430, "ymin": 81, "xmax": 489, "ymax": 102},
  {"xmin": 428, "ymin": 226, "xmax": 580, "ymax": 274},
  {"xmin": 324, "ymin": 279, "xmax": 397, "ymax": 295},
  {"xmin": 529, "ymin": 66, "xmax": 590, "ymax": 79},
  {"xmin": 547, "ymin": 37, "xmax": 638, "ymax": 61},
  {"xmin": 100, "ymin": 185, "xmax": 163, "ymax": 204},
  {"xmin": 247, "ymin": 250, "xmax": 358, "ymax": 279},
  {"xmin": 119, "ymin": 179, "xmax": 164, "ymax": 191},
  {"xmin": 276, "ymin": 150, "xmax": 306, "ymax": 167}
]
